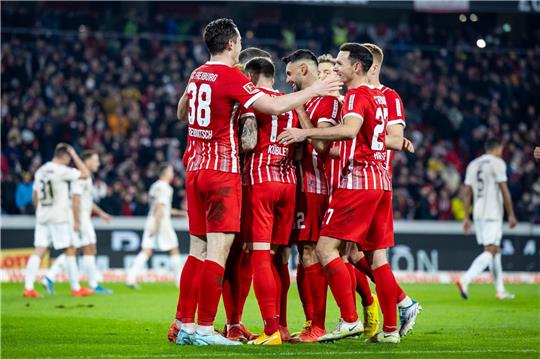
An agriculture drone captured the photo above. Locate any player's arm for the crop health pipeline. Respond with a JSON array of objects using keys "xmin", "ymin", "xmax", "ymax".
[
  {"xmin": 295, "ymin": 106, "xmax": 332, "ymax": 156},
  {"xmin": 240, "ymin": 114, "xmax": 258, "ymax": 153},
  {"xmin": 462, "ymin": 185, "xmax": 473, "ymax": 234},
  {"xmin": 171, "ymin": 208, "xmax": 187, "ymax": 216},
  {"xmin": 73, "ymin": 194, "xmax": 81, "ymax": 232},
  {"xmin": 386, "ymin": 124, "xmax": 415, "ymax": 153},
  {"xmin": 177, "ymin": 91, "xmax": 188, "ymax": 122},
  {"xmin": 252, "ymin": 77, "xmax": 341, "ymax": 115},
  {"xmin": 92, "ymin": 203, "xmax": 112, "ymax": 223},
  {"xmin": 66, "ymin": 145, "xmax": 90, "ymax": 179},
  {"xmin": 32, "ymin": 189, "xmax": 39, "ymax": 207},
  {"xmin": 498, "ymin": 182, "xmax": 517, "ymax": 228},
  {"xmin": 149, "ymin": 203, "xmax": 164, "ymax": 236},
  {"xmin": 278, "ymin": 114, "xmax": 362, "ymax": 144}
]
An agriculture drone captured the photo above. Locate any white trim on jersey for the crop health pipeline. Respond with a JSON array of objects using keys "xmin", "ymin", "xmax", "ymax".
[
  {"xmin": 214, "ymin": 142, "xmax": 218, "ymax": 170},
  {"xmin": 362, "ymin": 161, "xmax": 368, "ymax": 189},
  {"xmin": 370, "ymin": 164, "xmax": 377, "ymax": 190},
  {"xmin": 346, "ymin": 138, "xmax": 357, "ymax": 190},
  {"xmin": 244, "ymin": 92, "xmax": 265, "ymax": 109},
  {"xmin": 343, "ymin": 113, "xmax": 364, "ymax": 125},
  {"xmin": 250, "ymin": 155, "xmax": 255, "ymax": 185},
  {"xmin": 266, "ymin": 154, "xmax": 272, "ymax": 182},
  {"xmin": 395, "ymin": 98, "xmax": 402, "ymax": 117},
  {"xmin": 229, "ymin": 109, "xmax": 238, "ymax": 173},
  {"xmin": 312, "ymin": 150, "xmax": 321, "ymax": 193},
  {"xmin": 387, "ymin": 119, "xmax": 406, "ymax": 127},
  {"xmin": 318, "ymin": 117, "xmax": 338, "ymax": 126}
]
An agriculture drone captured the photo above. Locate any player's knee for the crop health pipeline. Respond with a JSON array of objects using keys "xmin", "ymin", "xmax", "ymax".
[{"xmin": 302, "ymin": 245, "xmax": 318, "ymax": 266}]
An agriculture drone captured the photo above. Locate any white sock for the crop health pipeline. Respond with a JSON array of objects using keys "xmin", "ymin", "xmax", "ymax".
[
  {"xmin": 127, "ymin": 252, "xmax": 149, "ymax": 285},
  {"xmin": 83, "ymin": 255, "xmax": 99, "ymax": 288},
  {"xmin": 493, "ymin": 253, "xmax": 505, "ymax": 293},
  {"xmin": 170, "ymin": 254, "xmax": 181, "ymax": 288},
  {"xmin": 66, "ymin": 255, "xmax": 81, "ymax": 291},
  {"xmin": 24, "ymin": 255, "xmax": 41, "ymax": 290},
  {"xmin": 398, "ymin": 296, "xmax": 413, "ymax": 308},
  {"xmin": 196, "ymin": 325, "xmax": 214, "ymax": 335},
  {"xmin": 462, "ymin": 251, "xmax": 493, "ymax": 285},
  {"xmin": 46, "ymin": 254, "xmax": 67, "ymax": 281},
  {"xmin": 181, "ymin": 322, "xmax": 196, "ymax": 334}
]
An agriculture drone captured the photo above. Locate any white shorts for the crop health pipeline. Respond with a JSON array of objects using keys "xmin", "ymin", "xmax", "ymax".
[
  {"xmin": 475, "ymin": 219, "xmax": 503, "ymax": 246},
  {"xmin": 34, "ymin": 222, "xmax": 74, "ymax": 250},
  {"xmin": 141, "ymin": 225, "xmax": 179, "ymax": 251},
  {"xmin": 72, "ymin": 220, "xmax": 97, "ymax": 248}
]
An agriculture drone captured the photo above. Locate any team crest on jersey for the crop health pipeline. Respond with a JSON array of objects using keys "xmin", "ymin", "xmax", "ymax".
[{"xmin": 243, "ymin": 82, "xmax": 257, "ymax": 94}]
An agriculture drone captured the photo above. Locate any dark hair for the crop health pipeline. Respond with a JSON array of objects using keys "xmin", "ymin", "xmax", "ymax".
[
  {"xmin": 339, "ymin": 43, "xmax": 373, "ymax": 74},
  {"xmin": 54, "ymin": 143, "xmax": 70, "ymax": 158},
  {"xmin": 281, "ymin": 49, "xmax": 318, "ymax": 66},
  {"xmin": 485, "ymin": 138, "xmax": 502, "ymax": 151},
  {"xmin": 244, "ymin": 57, "xmax": 275, "ymax": 78},
  {"xmin": 239, "ymin": 47, "xmax": 272, "ymax": 65},
  {"xmin": 158, "ymin": 163, "xmax": 172, "ymax": 176},
  {"xmin": 203, "ymin": 18, "xmax": 239, "ymax": 55},
  {"xmin": 82, "ymin": 150, "xmax": 98, "ymax": 161}
]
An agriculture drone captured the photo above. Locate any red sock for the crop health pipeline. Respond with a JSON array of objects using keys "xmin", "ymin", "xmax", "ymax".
[
  {"xmin": 197, "ymin": 260, "xmax": 225, "ymax": 326},
  {"xmin": 354, "ymin": 257, "xmax": 375, "ymax": 282},
  {"xmin": 178, "ymin": 255, "xmax": 202, "ymax": 323},
  {"xmin": 323, "ymin": 257, "xmax": 358, "ymax": 323},
  {"xmin": 372, "ymin": 264, "xmax": 398, "ymax": 333},
  {"xmin": 222, "ymin": 241, "xmax": 241, "ymax": 325},
  {"xmin": 345, "ymin": 262, "xmax": 358, "ymax": 312},
  {"xmin": 355, "ymin": 268, "xmax": 374, "ymax": 307},
  {"xmin": 396, "ymin": 283, "xmax": 406, "ymax": 303},
  {"xmin": 252, "ymin": 250, "xmax": 279, "ymax": 335},
  {"xmin": 271, "ymin": 256, "xmax": 282, "ymax": 321},
  {"xmin": 274, "ymin": 260, "xmax": 290, "ymax": 327},
  {"xmin": 222, "ymin": 278, "xmax": 234, "ymax": 325},
  {"xmin": 297, "ymin": 262, "xmax": 313, "ymax": 322},
  {"xmin": 304, "ymin": 262, "xmax": 328, "ymax": 330},
  {"xmin": 233, "ymin": 250, "xmax": 252, "ymax": 323}
]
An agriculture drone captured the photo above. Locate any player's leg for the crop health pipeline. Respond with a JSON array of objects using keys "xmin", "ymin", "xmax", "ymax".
[
  {"xmin": 316, "ymin": 236, "xmax": 362, "ymax": 342},
  {"xmin": 274, "ymin": 246, "xmax": 291, "ymax": 341},
  {"xmin": 81, "ymin": 221, "xmax": 111, "ymax": 294},
  {"xmin": 489, "ymin": 243, "xmax": 514, "ymax": 299},
  {"xmin": 168, "ymin": 247, "xmax": 182, "ymax": 288},
  {"xmin": 235, "ymin": 246, "xmax": 255, "ymax": 338},
  {"xmin": 42, "ymin": 253, "xmax": 66, "ymax": 294},
  {"xmin": 457, "ymin": 220, "xmax": 493, "ymax": 299},
  {"xmin": 24, "ymin": 244, "xmax": 48, "ymax": 297},
  {"xmin": 126, "ymin": 247, "xmax": 153, "ymax": 288}
]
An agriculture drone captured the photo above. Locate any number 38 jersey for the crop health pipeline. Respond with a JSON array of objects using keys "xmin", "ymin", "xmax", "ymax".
[
  {"xmin": 33, "ymin": 161, "xmax": 81, "ymax": 224},
  {"xmin": 338, "ymin": 85, "xmax": 392, "ymax": 191},
  {"xmin": 184, "ymin": 61, "xmax": 264, "ymax": 174},
  {"xmin": 464, "ymin": 154, "xmax": 507, "ymax": 221},
  {"xmin": 241, "ymin": 87, "xmax": 299, "ymax": 185}
]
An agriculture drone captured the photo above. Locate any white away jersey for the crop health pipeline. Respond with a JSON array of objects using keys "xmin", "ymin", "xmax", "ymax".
[
  {"xmin": 33, "ymin": 162, "xmax": 81, "ymax": 224},
  {"xmin": 464, "ymin": 154, "xmax": 507, "ymax": 221},
  {"xmin": 146, "ymin": 180, "xmax": 173, "ymax": 229},
  {"xmin": 72, "ymin": 177, "xmax": 94, "ymax": 222}
]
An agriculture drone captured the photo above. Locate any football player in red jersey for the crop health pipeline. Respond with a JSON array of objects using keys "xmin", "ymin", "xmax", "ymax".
[
  {"xmin": 318, "ymin": 54, "xmax": 381, "ymax": 339},
  {"xmin": 236, "ymin": 57, "xmax": 299, "ymax": 345},
  {"xmin": 219, "ymin": 47, "xmax": 272, "ymax": 344},
  {"xmin": 279, "ymin": 43, "xmax": 401, "ymax": 344},
  {"xmin": 282, "ymin": 49, "xmax": 341, "ymax": 342},
  {"xmin": 172, "ymin": 18, "xmax": 341, "ymax": 346}
]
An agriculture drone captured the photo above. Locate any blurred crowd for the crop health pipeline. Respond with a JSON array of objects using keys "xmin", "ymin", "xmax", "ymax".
[{"xmin": 2, "ymin": 4, "xmax": 539, "ymax": 222}]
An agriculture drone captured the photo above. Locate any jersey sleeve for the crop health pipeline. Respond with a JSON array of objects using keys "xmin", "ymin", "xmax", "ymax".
[
  {"xmin": 342, "ymin": 91, "xmax": 367, "ymax": 122},
  {"xmin": 386, "ymin": 90, "xmax": 406, "ymax": 128},
  {"xmin": 59, "ymin": 166, "xmax": 81, "ymax": 181},
  {"xmin": 72, "ymin": 179, "xmax": 85, "ymax": 196},
  {"xmin": 493, "ymin": 159, "xmax": 508, "ymax": 183},
  {"xmin": 315, "ymin": 97, "xmax": 341, "ymax": 126},
  {"xmin": 227, "ymin": 69, "xmax": 264, "ymax": 109},
  {"xmin": 154, "ymin": 184, "xmax": 169, "ymax": 206},
  {"xmin": 464, "ymin": 163, "xmax": 474, "ymax": 186}
]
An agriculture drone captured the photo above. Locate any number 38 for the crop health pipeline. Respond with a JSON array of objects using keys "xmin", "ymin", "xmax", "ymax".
[{"xmin": 187, "ymin": 83, "xmax": 212, "ymax": 127}]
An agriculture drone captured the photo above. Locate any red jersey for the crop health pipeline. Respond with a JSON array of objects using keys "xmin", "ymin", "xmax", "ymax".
[
  {"xmin": 338, "ymin": 85, "xmax": 391, "ymax": 191},
  {"xmin": 242, "ymin": 88, "xmax": 298, "ymax": 185},
  {"xmin": 184, "ymin": 61, "xmax": 264, "ymax": 174},
  {"xmin": 326, "ymin": 143, "xmax": 341, "ymax": 198},
  {"xmin": 298, "ymin": 96, "xmax": 341, "ymax": 195},
  {"xmin": 380, "ymin": 85, "xmax": 406, "ymax": 180}
]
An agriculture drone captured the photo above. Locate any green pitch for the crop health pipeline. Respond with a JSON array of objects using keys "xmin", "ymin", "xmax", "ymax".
[{"xmin": 2, "ymin": 282, "xmax": 539, "ymax": 358}]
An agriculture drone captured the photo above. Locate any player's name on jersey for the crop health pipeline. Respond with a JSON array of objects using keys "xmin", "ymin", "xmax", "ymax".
[
  {"xmin": 189, "ymin": 128, "xmax": 213, "ymax": 140},
  {"xmin": 190, "ymin": 71, "xmax": 218, "ymax": 82},
  {"xmin": 268, "ymin": 144, "xmax": 289, "ymax": 156},
  {"xmin": 374, "ymin": 152, "xmax": 386, "ymax": 161}
]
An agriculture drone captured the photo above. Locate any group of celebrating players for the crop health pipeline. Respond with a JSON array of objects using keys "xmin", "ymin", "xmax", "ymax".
[{"xmin": 167, "ymin": 18, "xmax": 421, "ymax": 346}]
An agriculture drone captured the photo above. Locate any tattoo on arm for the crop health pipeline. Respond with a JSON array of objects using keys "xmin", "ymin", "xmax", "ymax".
[{"xmin": 241, "ymin": 116, "xmax": 258, "ymax": 152}]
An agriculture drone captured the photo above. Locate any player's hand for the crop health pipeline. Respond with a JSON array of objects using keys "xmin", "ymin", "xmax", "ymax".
[
  {"xmin": 101, "ymin": 212, "xmax": 113, "ymax": 223},
  {"xmin": 463, "ymin": 218, "xmax": 472, "ymax": 234},
  {"xmin": 508, "ymin": 215, "xmax": 517, "ymax": 229},
  {"xmin": 534, "ymin": 146, "xmax": 540, "ymax": 164},
  {"xmin": 402, "ymin": 138, "xmax": 415, "ymax": 153},
  {"xmin": 73, "ymin": 221, "xmax": 81, "ymax": 233},
  {"xmin": 66, "ymin": 144, "xmax": 76, "ymax": 157},
  {"xmin": 278, "ymin": 128, "xmax": 307, "ymax": 145},
  {"xmin": 311, "ymin": 74, "xmax": 342, "ymax": 97}
]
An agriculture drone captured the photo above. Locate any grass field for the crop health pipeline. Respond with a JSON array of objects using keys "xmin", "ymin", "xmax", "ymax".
[{"xmin": 2, "ymin": 282, "xmax": 539, "ymax": 358}]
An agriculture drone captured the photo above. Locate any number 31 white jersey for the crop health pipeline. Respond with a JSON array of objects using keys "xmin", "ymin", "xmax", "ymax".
[
  {"xmin": 464, "ymin": 154, "xmax": 507, "ymax": 221},
  {"xmin": 33, "ymin": 162, "xmax": 81, "ymax": 224}
]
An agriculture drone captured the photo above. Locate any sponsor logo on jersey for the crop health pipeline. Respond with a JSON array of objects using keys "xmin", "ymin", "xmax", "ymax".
[{"xmin": 243, "ymin": 82, "xmax": 258, "ymax": 94}]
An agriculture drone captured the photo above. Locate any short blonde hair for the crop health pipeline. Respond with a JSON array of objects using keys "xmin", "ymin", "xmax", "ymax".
[
  {"xmin": 317, "ymin": 54, "xmax": 336, "ymax": 65},
  {"xmin": 361, "ymin": 43, "xmax": 384, "ymax": 64}
]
